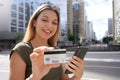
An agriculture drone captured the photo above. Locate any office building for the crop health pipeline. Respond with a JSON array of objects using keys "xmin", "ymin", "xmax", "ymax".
[
  {"xmin": 113, "ymin": 0, "xmax": 120, "ymax": 42},
  {"xmin": 0, "ymin": 0, "xmax": 39, "ymax": 48},
  {"xmin": 86, "ymin": 21, "xmax": 95, "ymax": 42},
  {"xmin": 0, "ymin": 0, "xmax": 39, "ymax": 32},
  {"xmin": 108, "ymin": 18, "xmax": 113, "ymax": 35},
  {"xmin": 67, "ymin": 0, "xmax": 86, "ymax": 43}
]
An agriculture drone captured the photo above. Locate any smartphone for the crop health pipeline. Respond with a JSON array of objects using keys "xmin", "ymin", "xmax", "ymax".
[
  {"xmin": 65, "ymin": 46, "xmax": 88, "ymax": 74},
  {"xmin": 44, "ymin": 49, "xmax": 66, "ymax": 64}
]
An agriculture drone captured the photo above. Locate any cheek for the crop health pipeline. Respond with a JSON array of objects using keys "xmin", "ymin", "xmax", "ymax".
[{"xmin": 53, "ymin": 26, "xmax": 58, "ymax": 34}]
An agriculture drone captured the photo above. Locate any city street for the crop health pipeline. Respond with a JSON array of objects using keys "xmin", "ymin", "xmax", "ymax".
[
  {"xmin": 0, "ymin": 50, "xmax": 120, "ymax": 80},
  {"xmin": 83, "ymin": 51, "xmax": 120, "ymax": 80}
]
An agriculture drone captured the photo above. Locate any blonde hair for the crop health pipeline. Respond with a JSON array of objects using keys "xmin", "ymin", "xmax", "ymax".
[{"xmin": 23, "ymin": 4, "xmax": 60, "ymax": 46}]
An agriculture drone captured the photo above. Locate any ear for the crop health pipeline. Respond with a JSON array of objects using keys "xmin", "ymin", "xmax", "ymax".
[{"xmin": 33, "ymin": 20, "xmax": 36, "ymax": 27}]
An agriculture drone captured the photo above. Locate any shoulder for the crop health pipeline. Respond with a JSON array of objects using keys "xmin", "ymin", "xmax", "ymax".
[
  {"xmin": 12, "ymin": 41, "xmax": 33, "ymax": 52},
  {"xmin": 10, "ymin": 42, "xmax": 33, "ymax": 64},
  {"xmin": 13, "ymin": 42, "xmax": 30, "ymax": 49}
]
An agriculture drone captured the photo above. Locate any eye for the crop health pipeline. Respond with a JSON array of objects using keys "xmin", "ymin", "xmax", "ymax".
[
  {"xmin": 52, "ymin": 21, "xmax": 58, "ymax": 25},
  {"xmin": 42, "ymin": 19, "xmax": 47, "ymax": 22}
]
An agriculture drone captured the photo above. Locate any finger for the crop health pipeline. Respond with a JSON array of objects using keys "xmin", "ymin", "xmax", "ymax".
[
  {"xmin": 68, "ymin": 61, "xmax": 78, "ymax": 70},
  {"xmin": 45, "ymin": 47, "xmax": 55, "ymax": 51},
  {"xmin": 66, "ymin": 64, "xmax": 75, "ymax": 73},
  {"xmin": 30, "ymin": 52, "xmax": 39, "ymax": 61},
  {"xmin": 73, "ymin": 56, "xmax": 84, "ymax": 64},
  {"xmin": 30, "ymin": 51, "xmax": 44, "ymax": 64},
  {"xmin": 69, "ymin": 58, "xmax": 81, "ymax": 68},
  {"xmin": 33, "ymin": 46, "xmax": 54, "ymax": 52},
  {"xmin": 68, "ymin": 57, "xmax": 85, "ymax": 71},
  {"xmin": 33, "ymin": 46, "xmax": 47, "ymax": 53},
  {"xmin": 46, "ymin": 63, "xmax": 60, "ymax": 69}
]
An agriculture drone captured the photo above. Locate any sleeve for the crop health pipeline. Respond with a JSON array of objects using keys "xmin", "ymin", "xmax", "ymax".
[{"xmin": 9, "ymin": 42, "xmax": 31, "ymax": 64}]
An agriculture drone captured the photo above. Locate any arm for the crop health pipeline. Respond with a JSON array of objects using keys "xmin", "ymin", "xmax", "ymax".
[
  {"xmin": 9, "ymin": 51, "xmax": 42, "ymax": 80},
  {"xmin": 27, "ymin": 46, "xmax": 60, "ymax": 80},
  {"xmin": 9, "ymin": 52, "xmax": 26, "ymax": 80},
  {"xmin": 9, "ymin": 46, "xmax": 60, "ymax": 80}
]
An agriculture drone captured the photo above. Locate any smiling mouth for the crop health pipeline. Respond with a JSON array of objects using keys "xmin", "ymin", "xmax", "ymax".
[{"xmin": 42, "ymin": 29, "xmax": 52, "ymax": 34}]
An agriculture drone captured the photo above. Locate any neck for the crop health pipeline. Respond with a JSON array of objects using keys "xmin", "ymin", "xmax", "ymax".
[{"xmin": 30, "ymin": 34, "xmax": 49, "ymax": 48}]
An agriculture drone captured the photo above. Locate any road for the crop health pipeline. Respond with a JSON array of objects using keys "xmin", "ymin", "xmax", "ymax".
[
  {"xmin": 0, "ymin": 50, "xmax": 120, "ymax": 80},
  {"xmin": 83, "ymin": 51, "xmax": 120, "ymax": 80}
]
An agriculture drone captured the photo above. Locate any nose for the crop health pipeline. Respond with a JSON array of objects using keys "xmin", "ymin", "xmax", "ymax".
[{"xmin": 47, "ymin": 22, "xmax": 52, "ymax": 27}]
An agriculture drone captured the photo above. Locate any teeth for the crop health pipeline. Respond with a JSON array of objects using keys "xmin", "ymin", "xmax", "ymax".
[{"xmin": 43, "ymin": 29, "xmax": 51, "ymax": 33}]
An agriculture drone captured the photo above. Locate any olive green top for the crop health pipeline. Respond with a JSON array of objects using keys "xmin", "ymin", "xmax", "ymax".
[{"xmin": 10, "ymin": 42, "xmax": 62, "ymax": 80}]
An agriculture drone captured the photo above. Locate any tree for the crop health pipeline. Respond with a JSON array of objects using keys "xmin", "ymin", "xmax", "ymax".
[
  {"xmin": 67, "ymin": 28, "xmax": 73, "ymax": 41},
  {"xmin": 102, "ymin": 36, "xmax": 113, "ymax": 44},
  {"xmin": 67, "ymin": 28, "xmax": 80, "ymax": 44}
]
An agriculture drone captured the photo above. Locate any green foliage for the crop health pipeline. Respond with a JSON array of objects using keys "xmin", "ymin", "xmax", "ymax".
[
  {"xmin": 67, "ymin": 28, "xmax": 80, "ymax": 44},
  {"xmin": 102, "ymin": 36, "xmax": 113, "ymax": 44},
  {"xmin": 117, "ymin": 37, "xmax": 120, "ymax": 43},
  {"xmin": 73, "ymin": 36, "xmax": 80, "ymax": 44},
  {"xmin": 67, "ymin": 28, "xmax": 73, "ymax": 41}
]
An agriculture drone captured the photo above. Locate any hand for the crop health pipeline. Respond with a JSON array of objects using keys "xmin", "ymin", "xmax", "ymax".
[
  {"xmin": 66, "ymin": 56, "xmax": 84, "ymax": 79},
  {"xmin": 30, "ymin": 46, "xmax": 60, "ymax": 80}
]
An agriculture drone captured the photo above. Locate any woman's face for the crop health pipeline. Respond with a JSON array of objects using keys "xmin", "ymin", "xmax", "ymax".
[{"xmin": 34, "ymin": 9, "xmax": 58, "ymax": 40}]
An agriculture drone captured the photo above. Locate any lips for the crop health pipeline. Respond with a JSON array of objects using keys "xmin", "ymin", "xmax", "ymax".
[{"xmin": 42, "ymin": 29, "xmax": 52, "ymax": 34}]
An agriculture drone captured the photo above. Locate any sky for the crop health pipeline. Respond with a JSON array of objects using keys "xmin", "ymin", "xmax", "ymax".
[
  {"xmin": 39, "ymin": 0, "xmax": 113, "ymax": 40},
  {"xmin": 84, "ymin": 0, "xmax": 113, "ymax": 40}
]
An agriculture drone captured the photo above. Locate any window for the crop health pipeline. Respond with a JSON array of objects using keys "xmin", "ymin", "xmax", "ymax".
[
  {"xmin": 11, "ymin": 11, "xmax": 17, "ymax": 18},
  {"xmin": 18, "ymin": 0, "xmax": 23, "ymax": 6},
  {"xmin": 19, "ymin": 13, "xmax": 23, "ymax": 20},
  {"xmin": 18, "ymin": 28, "xmax": 24, "ymax": 32},
  {"xmin": 19, "ymin": 21, "xmax": 24, "ymax": 27},
  {"xmin": 11, "ymin": 27, "xmax": 17, "ymax": 32},
  {"xmin": 11, "ymin": 19, "xmax": 17, "ymax": 26},
  {"xmin": 11, "ymin": 4, "xmax": 17, "ymax": 10},
  {"xmin": 19, "ymin": 6, "xmax": 24, "ymax": 13},
  {"xmin": 25, "ymin": 22, "xmax": 28, "ymax": 28}
]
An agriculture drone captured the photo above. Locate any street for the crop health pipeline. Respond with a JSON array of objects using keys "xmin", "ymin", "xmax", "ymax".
[
  {"xmin": 0, "ymin": 50, "xmax": 120, "ymax": 80},
  {"xmin": 83, "ymin": 51, "xmax": 120, "ymax": 80}
]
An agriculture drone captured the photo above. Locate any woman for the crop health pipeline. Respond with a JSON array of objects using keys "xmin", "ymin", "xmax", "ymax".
[{"xmin": 9, "ymin": 4, "xmax": 84, "ymax": 80}]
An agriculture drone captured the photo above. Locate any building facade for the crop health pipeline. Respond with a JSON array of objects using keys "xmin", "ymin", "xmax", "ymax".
[
  {"xmin": 0, "ymin": 0, "xmax": 38, "ymax": 33},
  {"xmin": 67, "ymin": 0, "xmax": 86, "ymax": 44},
  {"xmin": 0, "ymin": 0, "xmax": 39, "ymax": 48},
  {"xmin": 67, "ymin": 0, "xmax": 73, "ymax": 34},
  {"xmin": 86, "ymin": 21, "xmax": 95, "ymax": 42},
  {"xmin": 108, "ymin": 18, "xmax": 113, "ymax": 35},
  {"xmin": 113, "ymin": 0, "xmax": 120, "ymax": 43},
  {"xmin": 0, "ymin": 0, "xmax": 63, "ymax": 48}
]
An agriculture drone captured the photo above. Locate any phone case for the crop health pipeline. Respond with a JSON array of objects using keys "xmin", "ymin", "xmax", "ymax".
[{"xmin": 65, "ymin": 46, "xmax": 88, "ymax": 74}]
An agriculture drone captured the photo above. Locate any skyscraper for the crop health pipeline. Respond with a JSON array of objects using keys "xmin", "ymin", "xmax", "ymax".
[
  {"xmin": 113, "ymin": 0, "xmax": 120, "ymax": 42},
  {"xmin": 67, "ymin": 0, "xmax": 86, "ymax": 43},
  {"xmin": 108, "ymin": 18, "xmax": 113, "ymax": 35}
]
